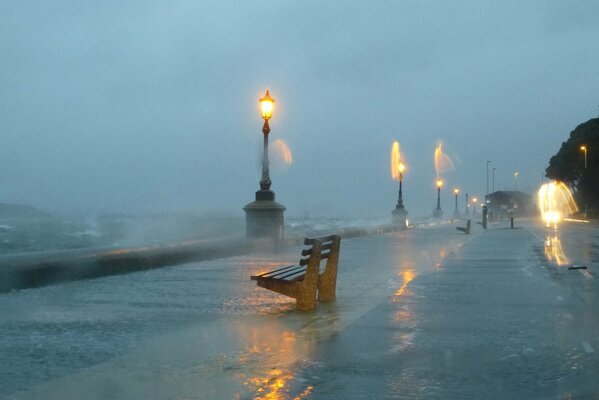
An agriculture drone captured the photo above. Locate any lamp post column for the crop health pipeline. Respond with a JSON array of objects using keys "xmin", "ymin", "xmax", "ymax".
[
  {"xmin": 260, "ymin": 120, "xmax": 271, "ymax": 191},
  {"xmin": 465, "ymin": 193, "xmax": 469, "ymax": 215}
]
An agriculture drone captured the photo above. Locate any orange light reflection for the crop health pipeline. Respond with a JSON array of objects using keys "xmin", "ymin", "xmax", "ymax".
[
  {"xmin": 544, "ymin": 235, "xmax": 569, "ymax": 266},
  {"xmin": 395, "ymin": 269, "xmax": 415, "ymax": 297}
]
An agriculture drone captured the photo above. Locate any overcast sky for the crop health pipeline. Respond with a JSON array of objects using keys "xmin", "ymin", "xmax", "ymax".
[{"xmin": 1, "ymin": 1, "xmax": 598, "ymax": 218}]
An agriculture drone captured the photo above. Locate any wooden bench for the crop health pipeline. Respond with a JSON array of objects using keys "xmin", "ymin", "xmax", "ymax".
[
  {"xmin": 250, "ymin": 235, "xmax": 341, "ymax": 311},
  {"xmin": 456, "ymin": 219, "xmax": 471, "ymax": 234}
]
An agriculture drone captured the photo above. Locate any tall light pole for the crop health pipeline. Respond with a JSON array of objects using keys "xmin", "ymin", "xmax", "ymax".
[
  {"xmin": 433, "ymin": 178, "xmax": 443, "ymax": 218},
  {"xmin": 492, "ymin": 167, "xmax": 496, "ymax": 193},
  {"xmin": 486, "ymin": 161, "xmax": 490, "ymax": 196},
  {"xmin": 581, "ymin": 145, "xmax": 588, "ymax": 217},
  {"xmin": 244, "ymin": 90, "xmax": 286, "ymax": 242},
  {"xmin": 514, "ymin": 171, "xmax": 519, "ymax": 191},
  {"xmin": 465, "ymin": 193, "xmax": 469, "ymax": 215},
  {"xmin": 472, "ymin": 197, "xmax": 478, "ymax": 214},
  {"xmin": 453, "ymin": 187, "xmax": 460, "ymax": 220}
]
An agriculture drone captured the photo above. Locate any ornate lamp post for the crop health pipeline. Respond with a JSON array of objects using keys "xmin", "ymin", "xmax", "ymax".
[
  {"xmin": 392, "ymin": 162, "xmax": 408, "ymax": 227},
  {"xmin": 433, "ymin": 178, "xmax": 443, "ymax": 218},
  {"xmin": 243, "ymin": 90, "xmax": 286, "ymax": 242},
  {"xmin": 258, "ymin": 90, "xmax": 274, "ymax": 192},
  {"xmin": 453, "ymin": 187, "xmax": 460, "ymax": 220}
]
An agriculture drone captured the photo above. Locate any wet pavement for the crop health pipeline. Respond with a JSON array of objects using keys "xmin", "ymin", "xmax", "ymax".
[{"xmin": 2, "ymin": 219, "xmax": 599, "ymax": 399}]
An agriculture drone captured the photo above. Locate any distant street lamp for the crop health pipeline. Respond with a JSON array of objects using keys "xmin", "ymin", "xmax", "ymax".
[
  {"xmin": 472, "ymin": 197, "xmax": 478, "ymax": 214},
  {"xmin": 453, "ymin": 188, "xmax": 460, "ymax": 220},
  {"xmin": 514, "ymin": 171, "xmax": 519, "ymax": 191},
  {"xmin": 580, "ymin": 145, "xmax": 588, "ymax": 217},
  {"xmin": 486, "ymin": 161, "xmax": 491, "ymax": 196},
  {"xmin": 392, "ymin": 162, "xmax": 408, "ymax": 227},
  {"xmin": 433, "ymin": 178, "xmax": 443, "ymax": 218},
  {"xmin": 397, "ymin": 163, "xmax": 406, "ymax": 209},
  {"xmin": 465, "ymin": 193, "xmax": 469, "ymax": 215}
]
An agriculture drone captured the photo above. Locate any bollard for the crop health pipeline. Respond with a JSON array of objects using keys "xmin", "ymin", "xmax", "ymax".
[
  {"xmin": 510, "ymin": 216, "xmax": 514, "ymax": 229},
  {"xmin": 482, "ymin": 206, "xmax": 488, "ymax": 229}
]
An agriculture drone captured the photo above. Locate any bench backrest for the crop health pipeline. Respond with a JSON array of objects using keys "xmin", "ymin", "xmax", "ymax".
[{"xmin": 299, "ymin": 235, "xmax": 341, "ymax": 269}]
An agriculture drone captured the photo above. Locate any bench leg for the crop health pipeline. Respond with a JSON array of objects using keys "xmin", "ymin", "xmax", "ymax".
[
  {"xmin": 296, "ymin": 283, "xmax": 317, "ymax": 311},
  {"xmin": 317, "ymin": 246, "xmax": 340, "ymax": 302}
]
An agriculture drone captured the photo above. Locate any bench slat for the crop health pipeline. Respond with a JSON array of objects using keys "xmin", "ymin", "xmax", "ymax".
[
  {"xmin": 267, "ymin": 265, "xmax": 305, "ymax": 279},
  {"xmin": 301, "ymin": 243, "xmax": 333, "ymax": 256},
  {"xmin": 251, "ymin": 264, "xmax": 299, "ymax": 279},
  {"xmin": 254, "ymin": 266, "xmax": 307, "ymax": 282},
  {"xmin": 299, "ymin": 252, "xmax": 332, "ymax": 266}
]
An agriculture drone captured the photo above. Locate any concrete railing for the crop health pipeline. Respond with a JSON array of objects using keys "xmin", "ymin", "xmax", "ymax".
[{"xmin": 0, "ymin": 223, "xmax": 408, "ymax": 293}]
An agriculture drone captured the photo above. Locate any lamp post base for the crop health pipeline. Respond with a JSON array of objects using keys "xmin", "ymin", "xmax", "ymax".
[
  {"xmin": 391, "ymin": 207, "xmax": 408, "ymax": 229},
  {"xmin": 244, "ymin": 190, "xmax": 286, "ymax": 242},
  {"xmin": 433, "ymin": 208, "xmax": 443, "ymax": 219}
]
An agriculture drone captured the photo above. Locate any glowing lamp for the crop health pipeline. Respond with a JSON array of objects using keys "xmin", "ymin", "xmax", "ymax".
[
  {"xmin": 436, "ymin": 179, "xmax": 444, "ymax": 188},
  {"xmin": 580, "ymin": 145, "xmax": 586, "ymax": 151},
  {"xmin": 472, "ymin": 197, "xmax": 478, "ymax": 204},
  {"xmin": 399, "ymin": 163, "xmax": 406, "ymax": 174},
  {"xmin": 259, "ymin": 90, "xmax": 275, "ymax": 120},
  {"xmin": 454, "ymin": 188, "xmax": 459, "ymax": 195}
]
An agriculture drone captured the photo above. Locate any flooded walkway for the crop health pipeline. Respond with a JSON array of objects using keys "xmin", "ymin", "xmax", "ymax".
[{"xmin": 3, "ymin": 221, "xmax": 599, "ymax": 399}]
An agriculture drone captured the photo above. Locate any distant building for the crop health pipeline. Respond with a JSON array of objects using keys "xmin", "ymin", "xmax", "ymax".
[{"xmin": 485, "ymin": 191, "xmax": 535, "ymax": 219}]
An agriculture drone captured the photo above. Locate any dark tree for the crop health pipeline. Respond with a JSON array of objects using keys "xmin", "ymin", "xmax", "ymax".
[{"xmin": 546, "ymin": 118, "xmax": 599, "ymax": 217}]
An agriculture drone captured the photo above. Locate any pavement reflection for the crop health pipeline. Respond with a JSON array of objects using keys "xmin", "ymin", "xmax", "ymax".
[{"xmin": 544, "ymin": 234, "xmax": 570, "ymax": 266}]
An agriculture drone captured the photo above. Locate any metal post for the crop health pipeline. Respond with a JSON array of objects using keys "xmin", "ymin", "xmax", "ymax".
[
  {"xmin": 259, "ymin": 120, "xmax": 271, "ymax": 191},
  {"xmin": 482, "ymin": 206, "xmax": 488, "ymax": 229},
  {"xmin": 465, "ymin": 193, "xmax": 469, "ymax": 215},
  {"xmin": 397, "ymin": 173, "xmax": 404, "ymax": 209},
  {"xmin": 486, "ymin": 161, "xmax": 490, "ymax": 196}
]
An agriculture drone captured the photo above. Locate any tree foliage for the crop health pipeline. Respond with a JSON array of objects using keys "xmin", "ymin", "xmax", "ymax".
[{"xmin": 546, "ymin": 118, "xmax": 599, "ymax": 216}]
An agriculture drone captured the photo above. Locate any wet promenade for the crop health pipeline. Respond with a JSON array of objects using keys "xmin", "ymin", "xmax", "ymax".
[{"xmin": 2, "ymin": 220, "xmax": 599, "ymax": 399}]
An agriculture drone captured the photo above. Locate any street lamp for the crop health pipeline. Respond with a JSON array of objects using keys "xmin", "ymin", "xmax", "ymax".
[
  {"xmin": 397, "ymin": 163, "xmax": 406, "ymax": 209},
  {"xmin": 258, "ymin": 90, "xmax": 275, "ymax": 191},
  {"xmin": 514, "ymin": 171, "xmax": 519, "ymax": 191},
  {"xmin": 243, "ymin": 90, "xmax": 286, "ymax": 242},
  {"xmin": 433, "ymin": 178, "xmax": 443, "ymax": 218},
  {"xmin": 472, "ymin": 197, "xmax": 478, "ymax": 214},
  {"xmin": 453, "ymin": 188, "xmax": 460, "ymax": 219},
  {"xmin": 581, "ymin": 145, "xmax": 587, "ymax": 169},
  {"xmin": 392, "ymin": 162, "xmax": 408, "ymax": 227}
]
